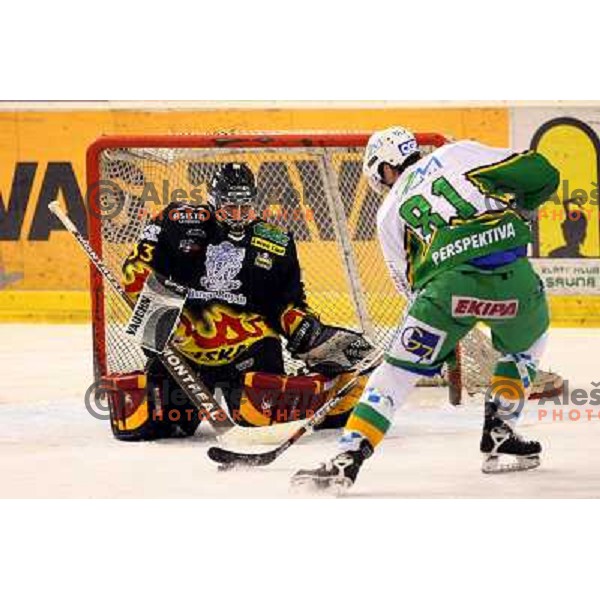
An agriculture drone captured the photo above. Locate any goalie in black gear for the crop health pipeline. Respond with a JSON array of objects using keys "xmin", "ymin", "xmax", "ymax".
[{"xmin": 106, "ymin": 162, "xmax": 373, "ymax": 441}]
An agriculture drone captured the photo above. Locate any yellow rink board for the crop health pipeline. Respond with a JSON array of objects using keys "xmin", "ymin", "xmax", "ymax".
[
  {"xmin": 2, "ymin": 289, "xmax": 596, "ymax": 327},
  {"xmin": 1, "ymin": 103, "xmax": 598, "ymax": 326},
  {"xmin": 0, "ymin": 104, "xmax": 508, "ymax": 323}
]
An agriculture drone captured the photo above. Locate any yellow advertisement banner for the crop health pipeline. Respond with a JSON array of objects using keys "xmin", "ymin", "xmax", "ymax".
[
  {"xmin": 0, "ymin": 105, "xmax": 508, "ymax": 321},
  {"xmin": 532, "ymin": 119, "xmax": 599, "ymax": 258},
  {"xmin": 512, "ymin": 107, "xmax": 600, "ymax": 326}
]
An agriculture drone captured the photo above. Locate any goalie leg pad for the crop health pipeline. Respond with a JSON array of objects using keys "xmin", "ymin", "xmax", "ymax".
[
  {"xmin": 236, "ymin": 371, "xmax": 331, "ymax": 427},
  {"xmin": 235, "ymin": 371, "xmax": 369, "ymax": 429},
  {"xmin": 105, "ymin": 369, "xmax": 200, "ymax": 441},
  {"xmin": 105, "ymin": 371, "xmax": 167, "ymax": 441},
  {"xmin": 315, "ymin": 373, "xmax": 368, "ymax": 430}
]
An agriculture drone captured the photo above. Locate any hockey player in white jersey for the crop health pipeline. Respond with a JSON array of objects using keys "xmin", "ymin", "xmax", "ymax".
[{"xmin": 292, "ymin": 126, "xmax": 560, "ymax": 490}]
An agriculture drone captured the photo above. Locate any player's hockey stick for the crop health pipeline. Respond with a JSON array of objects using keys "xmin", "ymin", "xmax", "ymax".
[
  {"xmin": 48, "ymin": 201, "xmax": 236, "ymax": 433},
  {"xmin": 207, "ymin": 348, "xmax": 385, "ymax": 468}
]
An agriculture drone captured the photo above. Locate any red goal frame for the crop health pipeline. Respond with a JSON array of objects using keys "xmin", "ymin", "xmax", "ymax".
[{"xmin": 85, "ymin": 133, "xmax": 457, "ymax": 396}]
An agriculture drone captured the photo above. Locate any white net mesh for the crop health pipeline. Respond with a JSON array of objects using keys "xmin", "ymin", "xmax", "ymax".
[{"xmin": 88, "ymin": 135, "xmax": 500, "ymax": 399}]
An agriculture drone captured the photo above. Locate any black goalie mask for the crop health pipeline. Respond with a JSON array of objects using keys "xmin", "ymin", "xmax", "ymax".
[{"xmin": 208, "ymin": 163, "xmax": 257, "ymax": 238}]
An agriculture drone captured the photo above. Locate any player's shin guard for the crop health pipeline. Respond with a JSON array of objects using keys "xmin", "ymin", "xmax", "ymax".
[
  {"xmin": 481, "ymin": 334, "xmax": 547, "ymax": 473},
  {"xmin": 291, "ymin": 363, "xmax": 419, "ymax": 491},
  {"xmin": 339, "ymin": 362, "xmax": 420, "ymax": 452},
  {"xmin": 488, "ymin": 333, "xmax": 548, "ymax": 422}
]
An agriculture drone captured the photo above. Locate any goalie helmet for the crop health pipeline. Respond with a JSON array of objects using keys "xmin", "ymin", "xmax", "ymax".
[
  {"xmin": 362, "ymin": 126, "xmax": 419, "ymax": 194},
  {"xmin": 208, "ymin": 163, "xmax": 257, "ymax": 237}
]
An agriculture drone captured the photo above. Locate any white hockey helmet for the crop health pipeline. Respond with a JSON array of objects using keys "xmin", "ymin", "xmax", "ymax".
[{"xmin": 362, "ymin": 126, "xmax": 419, "ymax": 194}]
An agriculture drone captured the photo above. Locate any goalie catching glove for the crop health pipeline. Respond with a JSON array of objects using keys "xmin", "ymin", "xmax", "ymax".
[{"xmin": 287, "ymin": 315, "xmax": 374, "ymax": 377}]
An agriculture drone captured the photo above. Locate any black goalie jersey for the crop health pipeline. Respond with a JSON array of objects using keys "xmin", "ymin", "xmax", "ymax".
[{"xmin": 122, "ymin": 203, "xmax": 311, "ymax": 368}]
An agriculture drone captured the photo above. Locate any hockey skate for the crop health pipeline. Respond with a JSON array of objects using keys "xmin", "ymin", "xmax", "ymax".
[
  {"xmin": 480, "ymin": 402, "xmax": 541, "ymax": 474},
  {"xmin": 290, "ymin": 439, "xmax": 373, "ymax": 492}
]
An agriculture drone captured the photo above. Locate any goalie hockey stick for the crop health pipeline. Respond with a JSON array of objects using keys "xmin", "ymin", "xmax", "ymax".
[
  {"xmin": 48, "ymin": 201, "xmax": 236, "ymax": 433},
  {"xmin": 206, "ymin": 348, "xmax": 385, "ymax": 468}
]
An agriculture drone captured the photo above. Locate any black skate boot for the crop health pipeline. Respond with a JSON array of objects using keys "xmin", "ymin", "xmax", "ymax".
[
  {"xmin": 480, "ymin": 401, "xmax": 542, "ymax": 474},
  {"xmin": 290, "ymin": 439, "xmax": 374, "ymax": 492}
]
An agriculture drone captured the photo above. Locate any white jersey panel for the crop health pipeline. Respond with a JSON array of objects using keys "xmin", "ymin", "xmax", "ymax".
[
  {"xmin": 395, "ymin": 141, "xmax": 514, "ymax": 221},
  {"xmin": 375, "ymin": 141, "xmax": 517, "ymax": 292},
  {"xmin": 376, "ymin": 202, "xmax": 409, "ymax": 295}
]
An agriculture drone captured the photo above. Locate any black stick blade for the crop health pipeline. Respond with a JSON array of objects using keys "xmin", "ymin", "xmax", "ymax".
[{"xmin": 207, "ymin": 446, "xmax": 277, "ymax": 467}]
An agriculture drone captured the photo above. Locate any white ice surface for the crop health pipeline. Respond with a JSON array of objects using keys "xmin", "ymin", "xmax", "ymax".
[{"xmin": 1, "ymin": 325, "xmax": 599, "ymax": 498}]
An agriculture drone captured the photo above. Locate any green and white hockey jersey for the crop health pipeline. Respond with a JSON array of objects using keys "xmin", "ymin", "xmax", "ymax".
[{"xmin": 376, "ymin": 140, "xmax": 560, "ymax": 291}]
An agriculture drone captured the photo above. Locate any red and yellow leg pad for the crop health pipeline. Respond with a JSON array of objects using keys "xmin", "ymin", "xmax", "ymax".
[
  {"xmin": 237, "ymin": 371, "xmax": 330, "ymax": 426},
  {"xmin": 236, "ymin": 371, "xmax": 367, "ymax": 428},
  {"xmin": 103, "ymin": 371, "xmax": 151, "ymax": 436},
  {"xmin": 316, "ymin": 373, "xmax": 368, "ymax": 429},
  {"xmin": 102, "ymin": 371, "xmax": 182, "ymax": 441}
]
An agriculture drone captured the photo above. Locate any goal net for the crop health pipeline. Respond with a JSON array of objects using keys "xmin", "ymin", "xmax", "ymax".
[{"xmin": 85, "ymin": 133, "xmax": 549, "ymax": 405}]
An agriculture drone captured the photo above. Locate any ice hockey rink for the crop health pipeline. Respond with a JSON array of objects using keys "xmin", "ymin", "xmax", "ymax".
[{"xmin": 1, "ymin": 324, "xmax": 598, "ymax": 499}]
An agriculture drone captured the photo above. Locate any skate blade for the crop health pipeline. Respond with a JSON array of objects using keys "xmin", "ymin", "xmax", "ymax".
[
  {"xmin": 481, "ymin": 454, "xmax": 541, "ymax": 474},
  {"xmin": 289, "ymin": 474, "xmax": 353, "ymax": 495}
]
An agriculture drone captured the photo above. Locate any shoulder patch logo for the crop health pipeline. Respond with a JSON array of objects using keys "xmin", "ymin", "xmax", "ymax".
[
  {"xmin": 251, "ymin": 236, "xmax": 286, "ymax": 256},
  {"xmin": 253, "ymin": 222, "xmax": 290, "ymax": 246},
  {"xmin": 141, "ymin": 223, "xmax": 162, "ymax": 243},
  {"xmin": 401, "ymin": 156, "xmax": 443, "ymax": 195},
  {"xmin": 254, "ymin": 252, "xmax": 273, "ymax": 270}
]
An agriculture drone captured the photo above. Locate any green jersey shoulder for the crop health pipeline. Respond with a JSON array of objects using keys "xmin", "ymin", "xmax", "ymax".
[{"xmin": 377, "ymin": 140, "xmax": 559, "ymax": 290}]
